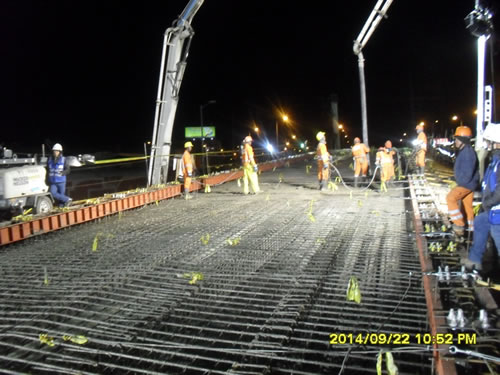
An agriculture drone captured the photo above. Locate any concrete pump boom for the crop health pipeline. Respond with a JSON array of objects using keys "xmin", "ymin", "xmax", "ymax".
[
  {"xmin": 148, "ymin": 0, "xmax": 205, "ymax": 186},
  {"xmin": 353, "ymin": 0, "xmax": 394, "ymax": 147}
]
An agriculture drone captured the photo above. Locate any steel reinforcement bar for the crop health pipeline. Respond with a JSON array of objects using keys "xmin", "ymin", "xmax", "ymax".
[{"xmin": 0, "ymin": 155, "xmax": 309, "ymax": 247}]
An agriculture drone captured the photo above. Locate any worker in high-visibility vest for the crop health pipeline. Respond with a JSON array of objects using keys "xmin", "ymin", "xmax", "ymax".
[
  {"xmin": 179, "ymin": 141, "xmax": 194, "ymax": 200},
  {"xmin": 352, "ymin": 137, "xmax": 370, "ymax": 188},
  {"xmin": 376, "ymin": 140, "xmax": 396, "ymax": 184},
  {"xmin": 415, "ymin": 124, "xmax": 427, "ymax": 175},
  {"xmin": 446, "ymin": 125, "xmax": 479, "ymax": 236},
  {"xmin": 241, "ymin": 136, "xmax": 260, "ymax": 195},
  {"xmin": 316, "ymin": 131, "xmax": 330, "ymax": 191}
]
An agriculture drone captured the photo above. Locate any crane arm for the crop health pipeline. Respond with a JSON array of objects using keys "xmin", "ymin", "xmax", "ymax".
[
  {"xmin": 148, "ymin": 0, "xmax": 205, "ymax": 186},
  {"xmin": 354, "ymin": 0, "xmax": 394, "ymax": 55}
]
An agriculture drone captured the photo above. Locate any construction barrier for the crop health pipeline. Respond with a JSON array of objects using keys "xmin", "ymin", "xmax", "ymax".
[{"xmin": 0, "ymin": 155, "xmax": 310, "ymax": 247}]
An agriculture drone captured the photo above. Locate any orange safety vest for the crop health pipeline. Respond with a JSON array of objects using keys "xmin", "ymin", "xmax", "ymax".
[
  {"xmin": 376, "ymin": 149, "xmax": 395, "ymax": 165},
  {"xmin": 242, "ymin": 143, "xmax": 256, "ymax": 166},
  {"xmin": 352, "ymin": 143, "xmax": 369, "ymax": 158},
  {"xmin": 416, "ymin": 132, "xmax": 427, "ymax": 151},
  {"xmin": 179, "ymin": 150, "xmax": 193, "ymax": 176},
  {"xmin": 317, "ymin": 142, "xmax": 329, "ymax": 163}
]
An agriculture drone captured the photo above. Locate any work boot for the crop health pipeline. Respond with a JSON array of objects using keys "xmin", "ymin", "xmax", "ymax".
[
  {"xmin": 420, "ymin": 166, "xmax": 425, "ymax": 175},
  {"xmin": 184, "ymin": 192, "xmax": 193, "ymax": 200},
  {"xmin": 354, "ymin": 177, "xmax": 359, "ymax": 188},
  {"xmin": 64, "ymin": 198, "xmax": 73, "ymax": 207},
  {"xmin": 452, "ymin": 224, "xmax": 465, "ymax": 237},
  {"xmin": 461, "ymin": 257, "xmax": 482, "ymax": 271},
  {"xmin": 320, "ymin": 180, "xmax": 327, "ymax": 191}
]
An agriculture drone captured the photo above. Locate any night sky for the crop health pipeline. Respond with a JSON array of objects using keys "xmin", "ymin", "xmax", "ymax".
[{"xmin": 2, "ymin": 0, "xmax": 499, "ymax": 155}]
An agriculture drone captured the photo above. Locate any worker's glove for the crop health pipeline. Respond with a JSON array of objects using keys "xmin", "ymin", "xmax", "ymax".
[
  {"xmin": 323, "ymin": 163, "xmax": 328, "ymax": 170},
  {"xmin": 253, "ymin": 165, "xmax": 258, "ymax": 173},
  {"xmin": 448, "ymin": 181, "xmax": 457, "ymax": 189},
  {"xmin": 375, "ymin": 162, "xmax": 380, "ymax": 167},
  {"xmin": 178, "ymin": 175, "xmax": 184, "ymax": 182},
  {"xmin": 187, "ymin": 172, "xmax": 192, "ymax": 178}
]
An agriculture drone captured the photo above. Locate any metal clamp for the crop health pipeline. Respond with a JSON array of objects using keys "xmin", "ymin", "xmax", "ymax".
[{"xmin": 449, "ymin": 346, "xmax": 500, "ymax": 363}]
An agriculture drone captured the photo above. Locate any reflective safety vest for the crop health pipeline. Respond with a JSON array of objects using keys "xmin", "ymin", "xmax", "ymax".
[
  {"xmin": 48, "ymin": 156, "xmax": 66, "ymax": 184},
  {"xmin": 242, "ymin": 143, "xmax": 256, "ymax": 166},
  {"xmin": 416, "ymin": 132, "xmax": 427, "ymax": 151},
  {"xmin": 376, "ymin": 150, "xmax": 395, "ymax": 165},
  {"xmin": 178, "ymin": 150, "xmax": 193, "ymax": 177},
  {"xmin": 352, "ymin": 143, "xmax": 369, "ymax": 158},
  {"xmin": 317, "ymin": 142, "xmax": 329, "ymax": 163}
]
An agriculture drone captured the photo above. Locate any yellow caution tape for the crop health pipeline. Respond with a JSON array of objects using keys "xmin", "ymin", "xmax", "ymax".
[
  {"xmin": 62, "ymin": 335, "xmax": 88, "ymax": 345},
  {"xmin": 95, "ymin": 156, "xmax": 147, "ymax": 165},
  {"xmin": 200, "ymin": 234, "xmax": 210, "ymax": 245},
  {"xmin": 346, "ymin": 276, "xmax": 361, "ymax": 303},
  {"xmin": 307, "ymin": 213, "xmax": 316, "ymax": 222},
  {"xmin": 39, "ymin": 333, "xmax": 56, "ymax": 347}
]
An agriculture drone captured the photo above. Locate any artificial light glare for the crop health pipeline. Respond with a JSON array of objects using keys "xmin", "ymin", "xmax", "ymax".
[{"xmin": 266, "ymin": 143, "xmax": 274, "ymax": 153}]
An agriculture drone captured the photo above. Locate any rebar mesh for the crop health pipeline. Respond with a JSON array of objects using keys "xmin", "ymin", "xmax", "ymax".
[{"xmin": 0, "ymin": 160, "xmax": 434, "ymax": 374}]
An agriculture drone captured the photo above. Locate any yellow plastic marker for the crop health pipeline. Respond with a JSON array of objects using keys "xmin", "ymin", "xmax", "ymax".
[
  {"xmin": 204, "ymin": 184, "xmax": 211, "ymax": 193},
  {"xmin": 200, "ymin": 234, "xmax": 210, "ymax": 245},
  {"xmin": 62, "ymin": 335, "xmax": 88, "ymax": 345},
  {"xmin": 39, "ymin": 333, "xmax": 55, "ymax": 347},
  {"xmin": 92, "ymin": 233, "xmax": 102, "ymax": 252},
  {"xmin": 357, "ymin": 200, "xmax": 363, "ymax": 207},
  {"xmin": 183, "ymin": 272, "xmax": 204, "ymax": 285},
  {"xmin": 346, "ymin": 276, "xmax": 361, "ymax": 304}
]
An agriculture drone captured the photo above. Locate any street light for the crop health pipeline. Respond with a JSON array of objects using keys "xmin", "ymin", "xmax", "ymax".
[
  {"xmin": 200, "ymin": 99, "xmax": 216, "ymax": 174},
  {"xmin": 276, "ymin": 114, "xmax": 289, "ymax": 149},
  {"xmin": 451, "ymin": 115, "xmax": 459, "ymax": 121}
]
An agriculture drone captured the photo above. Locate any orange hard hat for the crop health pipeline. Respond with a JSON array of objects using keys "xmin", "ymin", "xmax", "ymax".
[
  {"xmin": 385, "ymin": 140, "xmax": 392, "ymax": 148},
  {"xmin": 354, "ymin": 137, "xmax": 361, "ymax": 144},
  {"xmin": 244, "ymin": 135, "xmax": 253, "ymax": 143},
  {"xmin": 454, "ymin": 125, "xmax": 472, "ymax": 137},
  {"xmin": 416, "ymin": 124, "xmax": 424, "ymax": 131}
]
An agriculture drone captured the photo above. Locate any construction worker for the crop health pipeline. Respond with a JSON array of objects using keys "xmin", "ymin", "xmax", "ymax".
[
  {"xmin": 179, "ymin": 141, "xmax": 194, "ymax": 200},
  {"xmin": 316, "ymin": 131, "xmax": 330, "ymax": 191},
  {"xmin": 352, "ymin": 137, "xmax": 370, "ymax": 187},
  {"xmin": 415, "ymin": 124, "xmax": 427, "ymax": 174},
  {"xmin": 241, "ymin": 136, "xmax": 260, "ymax": 195},
  {"xmin": 375, "ymin": 140, "xmax": 396, "ymax": 185},
  {"xmin": 446, "ymin": 126, "xmax": 479, "ymax": 236},
  {"xmin": 47, "ymin": 143, "xmax": 72, "ymax": 207},
  {"xmin": 463, "ymin": 123, "xmax": 500, "ymax": 270}
]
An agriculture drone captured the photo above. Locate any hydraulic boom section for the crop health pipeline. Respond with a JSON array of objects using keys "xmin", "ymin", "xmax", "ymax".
[
  {"xmin": 353, "ymin": 0, "xmax": 394, "ymax": 148},
  {"xmin": 148, "ymin": 0, "xmax": 204, "ymax": 186}
]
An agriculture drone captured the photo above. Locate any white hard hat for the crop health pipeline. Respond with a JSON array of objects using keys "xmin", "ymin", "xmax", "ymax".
[
  {"xmin": 52, "ymin": 143, "xmax": 63, "ymax": 151},
  {"xmin": 483, "ymin": 123, "xmax": 500, "ymax": 143}
]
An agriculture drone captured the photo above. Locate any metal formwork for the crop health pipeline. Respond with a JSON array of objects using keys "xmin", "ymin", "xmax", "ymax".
[{"xmin": 1, "ymin": 161, "xmax": 437, "ymax": 374}]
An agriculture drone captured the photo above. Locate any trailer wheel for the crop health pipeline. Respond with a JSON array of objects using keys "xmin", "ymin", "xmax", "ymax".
[{"xmin": 35, "ymin": 196, "xmax": 53, "ymax": 214}]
